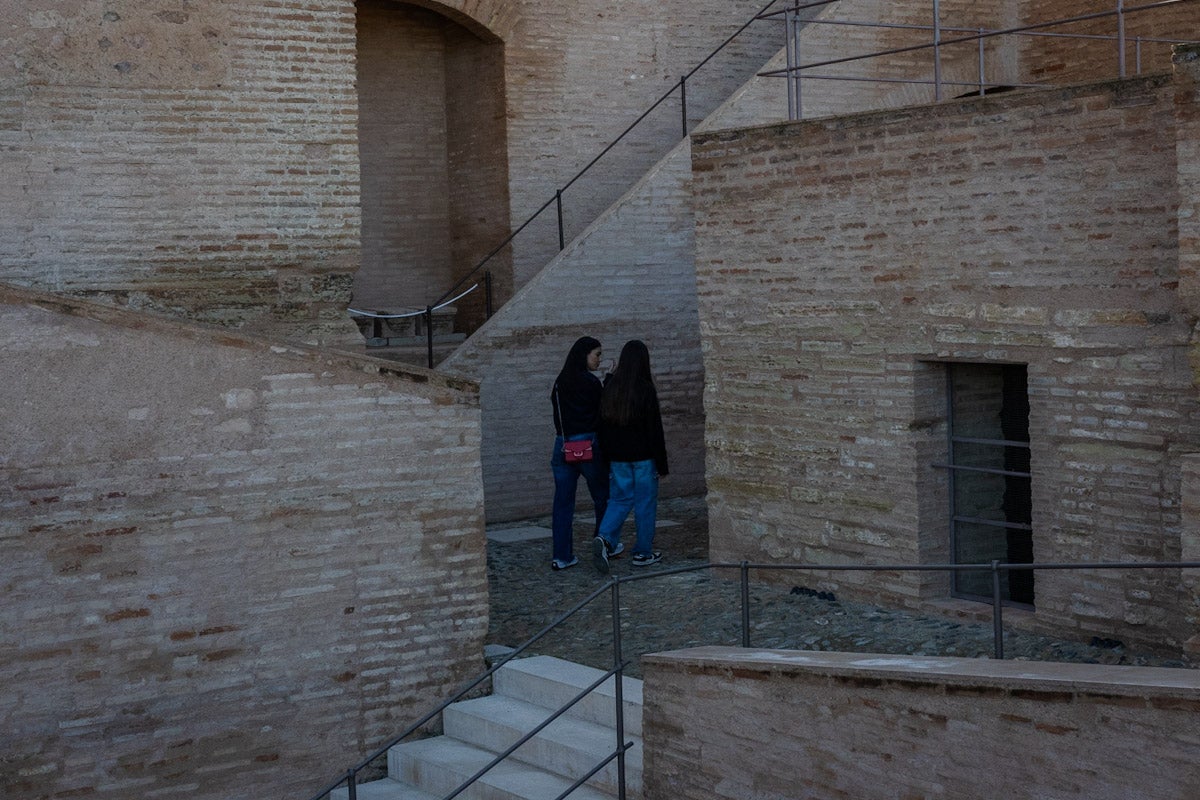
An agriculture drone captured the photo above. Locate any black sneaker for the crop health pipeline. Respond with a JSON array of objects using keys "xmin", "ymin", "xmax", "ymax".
[
  {"xmin": 631, "ymin": 551, "xmax": 662, "ymax": 567},
  {"xmin": 592, "ymin": 537, "xmax": 610, "ymax": 575}
]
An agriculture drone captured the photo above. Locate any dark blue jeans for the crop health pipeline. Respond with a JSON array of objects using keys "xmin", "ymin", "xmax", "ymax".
[{"xmin": 550, "ymin": 434, "xmax": 609, "ymax": 563}]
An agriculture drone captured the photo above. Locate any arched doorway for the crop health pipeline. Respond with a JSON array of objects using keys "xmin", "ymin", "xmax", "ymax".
[{"xmin": 354, "ymin": 0, "xmax": 510, "ymax": 335}]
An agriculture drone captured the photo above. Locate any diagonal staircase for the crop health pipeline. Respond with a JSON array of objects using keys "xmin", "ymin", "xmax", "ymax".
[{"xmin": 333, "ymin": 656, "xmax": 643, "ymax": 800}]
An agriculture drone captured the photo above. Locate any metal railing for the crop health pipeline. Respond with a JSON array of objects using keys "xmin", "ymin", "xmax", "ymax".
[
  {"xmin": 353, "ymin": 0, "xmax": 1199, "ymax": 368},
  {"xmin": 763, "ymin": 0, "xmax": 1200, "ymax": 119},
  {"xmin": 306, "ymin": 556, "xmax": 1200, "ymax": 799},
  {"xmin": 350, "ymin": 0, "xmax": 790, "ymax": 368}
]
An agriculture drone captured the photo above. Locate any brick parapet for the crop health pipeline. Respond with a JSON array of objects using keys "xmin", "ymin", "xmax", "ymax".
[
  {"xmin": 0, "ymin": 284, "xmax": 486, "ymax": 799},
  {"xmin": 643, "ymin": 647, "xmax": 1200, "ymax": 800}
]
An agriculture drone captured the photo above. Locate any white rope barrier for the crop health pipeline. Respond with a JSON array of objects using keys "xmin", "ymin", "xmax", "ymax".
[{"xmin": 347, "ymin": 283, "xmax": 479, "ymax": 319}]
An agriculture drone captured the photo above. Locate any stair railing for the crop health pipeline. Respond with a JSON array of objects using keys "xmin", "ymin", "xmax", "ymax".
[
  {"xmin": 304, "ymin": 579, "xmax": 621, "ymax": 800},
  {"xmin": 351, "ymin": 0, "xmax": 807, "ymax": 368},
  {"xmin": 306, "ymin": 556, "xmax": 1200, "ymax": 799},
  {"xmin": 763, "ymin": 0, "xmax": 1200, "ymax": 120}
]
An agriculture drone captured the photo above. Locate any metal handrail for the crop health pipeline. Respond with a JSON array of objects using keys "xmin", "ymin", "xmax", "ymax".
[
  {"xmin": 763, "ymin": 0, "xmax": 1200, "ymax": 115},
  {"xmin": 353, "ymin": 0, "xmax": 788, "ymax": 367},
  {"xmin": 304, "ymin": 579, "xmax": 613, "ymax": 800},
  {"xmin": 429, "ymin": 0, "xmax": 787, "ymax": 312},
  {"xmin": 306, "ymin": 556, "xmax": 1200, "ymax": 799}
]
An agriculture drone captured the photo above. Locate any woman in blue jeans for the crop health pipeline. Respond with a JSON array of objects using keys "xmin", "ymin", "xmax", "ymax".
[
  {"xmin": 592, "ymin": 339, "xmax": 668, "ymax": 573},
  {"xmin": 550, "ymin": 336, "xmax": 611, "ymax": 570}
]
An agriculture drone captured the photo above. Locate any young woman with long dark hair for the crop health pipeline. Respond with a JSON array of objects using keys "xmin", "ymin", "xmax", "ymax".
[
  {"xmin": 592, "ymin": 339, "xmax": 668, "ymax": 573},
  {"xmin": 549, "ymin": 336, "xmax": 610, "ymax": 570}
]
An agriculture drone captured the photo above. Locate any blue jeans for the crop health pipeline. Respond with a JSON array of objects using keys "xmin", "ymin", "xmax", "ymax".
[
  {"xmin": 596, "ymin": 460, "xmax": 658, "ymax": 557},
  {"xmin": 551, "ymin": 434, "xmax": 609, "ymax": 562}
]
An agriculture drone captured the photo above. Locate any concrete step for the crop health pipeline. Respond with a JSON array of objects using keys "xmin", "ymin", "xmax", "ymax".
[
  {"xmin": 445, "ymin": 694, "xmax": 642, "ymax": 796},
  {"xmin": 329, "ymin": 778, "xmax": 439, "ymax": 800},
  {"xmin": 492, "ymin": 655, "xmax": 643, "ymax": 738},
  {"xmin": 389, "ymin": 737, "xmax": 612, "ymax": 800}
]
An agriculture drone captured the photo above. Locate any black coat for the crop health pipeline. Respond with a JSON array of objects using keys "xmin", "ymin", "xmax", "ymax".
[
  {"xmin": 598, "ymin": 393, "xmax": 669, "ymax": 476},
  {"xmin": 552, "ymin": 370, "xmax": 603, "ymax": 437}
]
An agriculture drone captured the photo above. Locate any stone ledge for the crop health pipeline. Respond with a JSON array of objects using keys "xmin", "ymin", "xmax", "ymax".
[{"xmin": 643, "ymin": 646, "xmax": 1200, "ymax": 697}]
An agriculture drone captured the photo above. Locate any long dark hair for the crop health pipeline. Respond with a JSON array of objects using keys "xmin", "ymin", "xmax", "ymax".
[
  {"xmin": 554, "ymin": 336, "xmax": 601, "ymax": 392},
  {"xmin": 601, "ymin": 340, "xmax": 657, "ymax": 426}
]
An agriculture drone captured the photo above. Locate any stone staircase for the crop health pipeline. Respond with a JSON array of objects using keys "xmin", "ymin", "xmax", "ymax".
[{"xmin": 333, "ymin": 655, "xmax": 643, "ymax": 800}]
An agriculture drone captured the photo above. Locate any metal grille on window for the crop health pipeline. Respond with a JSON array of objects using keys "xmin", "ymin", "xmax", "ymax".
[{"xmin": 943, "ymin": 363, "xmax": 1034, "ymax": 606}]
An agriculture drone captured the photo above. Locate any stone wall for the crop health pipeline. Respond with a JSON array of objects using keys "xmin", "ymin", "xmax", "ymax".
[
  {"xmin": 1019, "ymin": 0, "xmax": 1198, "ymax": 85},
  {"xmin": 691, "ymin": 70, "xmax": 1200, "ymax": 651},
  {"xmin": 441, "ymin": 0, "xmax": 1022, "ymax": 522},
  {"xmin": 643, "ymin": 647, "xmax": 1200, "ymax": 800},
  {"xmin": 441, "ymin": 146, "xmax": 707, "ymax": 521},
  {"xmin": 0, "ymin": 1, "xmax": 362, "ymax": 341},
  {"xmin": 0, "ymin": 285, "xmax": 488, "ymax": 799},
  {"xmin": 0, "ymin": 0, "xmax": 783, "ymax": 339}
]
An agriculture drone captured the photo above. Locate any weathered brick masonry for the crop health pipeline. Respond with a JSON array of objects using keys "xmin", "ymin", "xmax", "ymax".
[
  {"xmin": 0, "ymin": 285, "xmax": 488, "ymax": 799},
  {"xmin": 692, "ymin": 65, "xmax": 1200, "ymax": 652},
  {"xmin": 643, "ymin": 647, "xmax": 1200, "ymax": 800},
  {"xmin": 0, "ymin": 1, "xmax": 363, "ymax": 340},
  {"xmin": 1019, "ymin": 0, "xmax": 1196, "ymax": 86}
]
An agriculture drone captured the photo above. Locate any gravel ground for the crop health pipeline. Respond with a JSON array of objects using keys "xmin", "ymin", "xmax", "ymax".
[{"xmin": 485, "ymin": 495, "xmax": 1196, "ymax": 679}]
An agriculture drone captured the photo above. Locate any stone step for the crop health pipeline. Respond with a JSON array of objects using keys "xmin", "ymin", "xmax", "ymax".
[
  {"xmin": 333, "ymin": 656, "xmax": 642, "ymax": 800},
  {"xmin": 445, "ymin": 694, "xmax": 642, "ymax": 796},
  {"xmin": 492, "ymin": 655, "xmax": 643, "ymax": 738},
  {"xmin": 389, "ymin": 737, "xmax": 612, "ymax": 800},
  {"xmin": 329, "ymin": 778, "xmax": 439, "ymax": 800}
]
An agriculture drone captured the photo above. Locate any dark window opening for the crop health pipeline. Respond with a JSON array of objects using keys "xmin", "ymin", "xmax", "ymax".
[{"xmin": 944, "ymin": 363, "xmax": 1034, "ymax": 606}]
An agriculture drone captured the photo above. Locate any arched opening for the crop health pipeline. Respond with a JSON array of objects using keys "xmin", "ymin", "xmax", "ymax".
[{"xmin": 354, "ymin": 0, "xmax": 510, "ymax": 337}]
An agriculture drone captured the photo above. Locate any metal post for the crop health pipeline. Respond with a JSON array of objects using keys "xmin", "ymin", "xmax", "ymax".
[
  {"xmin": 991, "ymin": 560, "xmax": 1005, "ymax": 659},
  {"xmin": 1117, "ymin": 0, "xmax": 1126, "ymax": 77},
  {"xmin": 792, "ymin": 6, "xmax": 803, "ymax": 119},
  {"xmin": 740, "ymin": 561, "xmax": 751, "ymax": 648},
  {"xmin": 425, "ymin": 306, "xmax": 434, "ymax": 369},
  {"xmin": 484, "ymin": 270, "xmax": 494, "ymax": 318},
  {"xmin": 346, "ymin": 770, "xmax": 357, "ymax": 800},
  {"xmin": 555, "ymin": 190, "xmax": 565, "ymax": 251},
  {"xmin": 946, "ymin": 366, "xmax": 959, "ymax": 596},
  {"xmin": 611, "ymin": 580, "xmax": 627, "ymax": 800},
  {"xmin": 784, "ymin": 6, "xmax": 795, "ymax": 119},
  {"xmin": 680, "ymin": 75, "xmax": 688, "ymax": 139},
  {"xmin": 1135, "ymin": 36, "xmax": 1142, "ymax": 75},
  {"xmin": 978, "ymin": 28, "xmax": 986, "ymax": 96},
  {"xmin": 933, "ymin": 0, "xmax": 943, "ymax": 101}
]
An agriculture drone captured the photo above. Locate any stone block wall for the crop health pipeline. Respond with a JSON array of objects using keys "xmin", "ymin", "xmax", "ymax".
[
  {"xmin": 691, "ymin": 71, "xmax": 1200, "ymax": 650},
  {"xmin": 0, "ymin": 285, "xmax": 488, "ymax": 799},
  {"xmin": 643, "ymin": 647, "xmax": 1200, "ymax": 800}
]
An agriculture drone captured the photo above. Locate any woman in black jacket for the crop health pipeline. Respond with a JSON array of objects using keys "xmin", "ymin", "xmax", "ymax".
[
  {"xmin": 592, "ymin": 339, "xmax": 668, "ymax": 573},
  {"xmin": 550, "ymin": 336, "xmax": 610, "ymax": 570}
]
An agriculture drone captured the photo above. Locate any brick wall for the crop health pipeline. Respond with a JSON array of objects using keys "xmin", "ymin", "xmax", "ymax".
[
  {"xmin": 0, "ymin": 0, "xmax": 782, "ymax": 341},
  {"xmin": 0, "ymin": 1, "xmax": 362, "ymax": 341},
  {"xmin": 1019, "ymin": 0, "xmax": 1198, "ymax": 85},
  {"xmin": 442, "ymin": 145, "xmax": 706, "ymax": 521},
  {"xmin": 436, "ymin": 0, "xmax": 1019, "ymax": 524},
  {"xmin": 354, "ymin": 1, "xmax": 510, "ymax": 330},
  {"xmin": 643, "ymin": 647, "xmax": 1200, "ymax": 800},
  {"xmin": 0, "ymin": 285, "xmax": 488, "ymax": 799},
  {"xmin": 691, "ymin": 72, "xmax": 1200, "ymax": 651}
]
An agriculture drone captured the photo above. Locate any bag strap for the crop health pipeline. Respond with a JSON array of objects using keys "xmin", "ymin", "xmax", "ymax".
[{"xmin": 553, "ymin": 380, "xmax": 563, "ymax": 437}]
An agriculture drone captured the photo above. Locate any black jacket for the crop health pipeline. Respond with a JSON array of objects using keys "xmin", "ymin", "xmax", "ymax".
[
  {"xmin": 552, "ymin": 371, "xmax": 603, "ymax": 437},
  {"xmin": 598, "ymin": 394, "xmax": 669, "ymax": 476}
]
